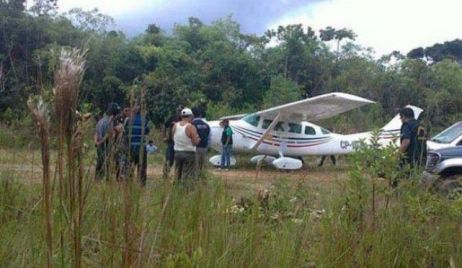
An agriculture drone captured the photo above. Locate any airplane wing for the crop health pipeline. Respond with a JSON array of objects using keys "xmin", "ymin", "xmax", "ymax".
[
  {"xmin": 255, "ymin": 92, "xmax": 375, "ymax": 122},
  {"xmin": 250, "ymin": 92, "xmax": 375, "ymax": 150}
]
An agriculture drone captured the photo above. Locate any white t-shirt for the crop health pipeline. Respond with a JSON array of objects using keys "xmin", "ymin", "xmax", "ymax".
[{"xmin": 173, "ymin": 122, "xmax": 196, "ymax": 152}]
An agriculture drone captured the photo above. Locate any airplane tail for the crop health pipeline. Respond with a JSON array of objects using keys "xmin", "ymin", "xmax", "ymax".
[{"xmin": 380, "ymin": 105, "xmax": 423, "ymax": 135}]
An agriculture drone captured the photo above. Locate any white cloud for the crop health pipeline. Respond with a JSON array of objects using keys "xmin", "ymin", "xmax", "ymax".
[
  {"xmin": 270, "ymin": 0, "xmax": 462, "ymax": 56},
  {"xmin": 32, "ymin": 0, "xmax": 462, "ymax": 54},
  {"xmin": 56, "ymin": 0, "xmax": 161, "ymax": 16}
]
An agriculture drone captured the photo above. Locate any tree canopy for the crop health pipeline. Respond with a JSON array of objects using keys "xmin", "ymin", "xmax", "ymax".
[{"xmin": 1, "ymin": 1, "xmax": 462, "ymax": 131}]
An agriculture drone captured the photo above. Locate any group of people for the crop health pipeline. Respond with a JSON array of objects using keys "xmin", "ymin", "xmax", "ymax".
[
  {"xmin": 95, "ymin": 101, "xmax": 234, "ymax": 186},
  {"xmin": 94, "ymin": 102, "xmax": 149, "ymax": 186},
  {"xmin": 162, "ymin": 106, "xmax": 233, "ymax": 183}
]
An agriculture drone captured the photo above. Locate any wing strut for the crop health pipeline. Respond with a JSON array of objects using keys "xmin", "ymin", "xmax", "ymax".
[{"xmin": 250, "ymin": 112, "xmax": 281, "ymax": 151}]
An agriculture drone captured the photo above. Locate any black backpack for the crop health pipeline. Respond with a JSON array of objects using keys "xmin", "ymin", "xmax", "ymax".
[{"xmin": 412, "ymin": 122, "xmax": 428, "ymax": 166}]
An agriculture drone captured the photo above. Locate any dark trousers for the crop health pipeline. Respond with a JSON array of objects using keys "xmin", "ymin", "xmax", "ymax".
[
  {"xmin": 165, "ymin": 142, "xmax": 175, "ymax": 167},
  {"xmin": 163, "ymin": 142, "xmax": 175, "ymax": 178},
  {"xmin": 195, "ymin": 147, "xmax": 208, "ymax": 178},
  {"xmin": 129, "ymin": 146, "xmax": 148, "ymax": 186},
  {"xmin": 319, "ymin": 155, "xmax": 336, "ymax": 167},
  {"xmin": 96, "ymin": 143, "xmax": 110, "ymax": 181},
  {"xmin": 174, "ymin": 151, "xmax": 196, "ymax": 182},
  {"xmin": 394, "ymin": 157, "xmax": 425, "ymax": 187}
]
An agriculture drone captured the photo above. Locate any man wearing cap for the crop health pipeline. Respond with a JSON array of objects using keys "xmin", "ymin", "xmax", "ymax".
[
  {"xmin": 95, "ymin": 102, "xmax": 121, "ymax": 181},
  {"xmin": 172, "ymin": 108, "xmax": 200, "ymax": 183}
]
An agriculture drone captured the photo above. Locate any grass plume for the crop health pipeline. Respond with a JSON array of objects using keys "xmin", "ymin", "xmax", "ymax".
[
  {"xmin": 27, "ymin": 96, "xmax": 53, "ymax": 268},
  {"xmin": 52, "ymin": 48, "xmax": 87, "ymax": 268}
]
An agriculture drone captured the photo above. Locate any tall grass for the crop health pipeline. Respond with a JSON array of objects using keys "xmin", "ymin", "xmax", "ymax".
[
  {"xmin": 317, "ymin": 133, "xmax": 462, "ymax": 267},
  {"xmin": 1, "ymin": 157, "xmax": 462, "ymax": 267},
  {"xmin": 0, "ymin": 172, "xmax": 322, "ymax": 267},
  {"xmin": 27, "ymin": 96, "xmax": 53, "ymax": 268}
]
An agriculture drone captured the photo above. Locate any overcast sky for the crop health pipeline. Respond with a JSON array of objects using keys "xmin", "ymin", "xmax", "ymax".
[{"xmin": 56, "ymin": 0, "xmax": 462, "ymax": 56}]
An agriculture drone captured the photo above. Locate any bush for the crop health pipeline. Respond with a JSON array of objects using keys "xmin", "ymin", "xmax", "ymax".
[
  {"xmin": 317, "ymin": 132, "xmax": 462, "ymax": 266},
  {"xmin": 0, "ymin": 117, "xmax": 36, "ymax": 148}
]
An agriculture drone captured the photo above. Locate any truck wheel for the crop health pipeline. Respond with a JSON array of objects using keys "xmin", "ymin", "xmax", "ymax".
[{"xmin": 438, "ymin": 175, "xmax": 462, "ymax": 200}]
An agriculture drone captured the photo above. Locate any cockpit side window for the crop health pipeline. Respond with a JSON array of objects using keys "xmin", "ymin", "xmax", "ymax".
[
  {"xmin": 275, "ymin": 122, "xmax": 285, "ymax": 132},
  {"xmin": 243, "ymin": 114, "xmax": 260, "ymax": 127},
  {"xmin": 288, "ymin": 123, "xmax": 302, "ymax": 134},
  {"xmin": 321, "ymin": 127, "xmax": 331, "ymax": 135},
  {"xmin": 262, "ymin": 119, "xmax": 272, "ymax": 129},
  {"xmin": 262, "ymin": 119, "xmax": 286, "ymax": 132},
  {"xmin": 305, "ymin": 126, "xmax": 316, "ymax": 135}
]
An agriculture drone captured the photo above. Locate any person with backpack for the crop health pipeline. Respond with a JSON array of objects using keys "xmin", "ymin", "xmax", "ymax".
[
  {"xmin": 399, "ymin": 107, "xmax": 427, "ymax": 170},
  {"xmin": 192, "ymin": 107, "xmax": 210, "ymax": 178}
]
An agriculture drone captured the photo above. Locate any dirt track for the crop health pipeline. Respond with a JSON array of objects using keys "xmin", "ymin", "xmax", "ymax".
[
  {"xmin": 1, "ymin": 161, "xmax": 346, "ymax": 185},
  {"xmin": 0, "ymin": 148, "xmax": 347, "ymax": 196}
]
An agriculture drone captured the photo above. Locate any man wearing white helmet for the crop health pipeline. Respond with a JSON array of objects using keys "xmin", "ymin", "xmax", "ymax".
[{"xmin": 172, "ymin": 108, "xmax": 201, "ymax": 182}]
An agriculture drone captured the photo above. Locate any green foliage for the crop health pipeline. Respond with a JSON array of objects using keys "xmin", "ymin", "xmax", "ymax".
[
  {"xmin": 415, "ymin": 39, "xmax": 462, "ymax": 63},
  {"xmin": 2, "ymin": 6, "xmax": 462, "ymax": 130},
  {"xmin": 206, "ymin": 101, "xmax": 256, "ymax": 120},
  {"xmin": 263, "ymin": 75, "xmax": 301, "ymax": 108},
  {"xmin": 65, "ymin": 8, "xmax": 114, "ymax": 33},
  {"xmin": 0, "ymin": 118, "xmax": 35, "ymax": 148},
  {"xmin": 0, "ymin": 171, "xmax": 314, "ymax": 267},
  {"xmin": 317, "ymin": 132, "xmax": 462, "ymax": 266}
]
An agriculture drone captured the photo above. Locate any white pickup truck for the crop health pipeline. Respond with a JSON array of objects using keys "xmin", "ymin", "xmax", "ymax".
[
  {"xmin": 422, "ymin": 121, "xmax": 462, "ymax": 198},
  {"xmin": 427, "ymin": 121, "xmax": 462, "ymax": 151}
]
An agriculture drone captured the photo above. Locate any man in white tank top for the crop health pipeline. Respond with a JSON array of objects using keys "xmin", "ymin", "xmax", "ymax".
[{"xmin": 172, "ymin": 108, "xmax": 200, "ymax": 182}]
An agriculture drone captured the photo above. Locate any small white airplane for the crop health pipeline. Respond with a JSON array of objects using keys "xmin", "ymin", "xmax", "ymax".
[{"xmin": 206, "ymin": 92, "xmax": 422, "ymax": 170}]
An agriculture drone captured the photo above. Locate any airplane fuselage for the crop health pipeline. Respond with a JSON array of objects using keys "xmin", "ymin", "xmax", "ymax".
[
  {"xmin": 207, "ymin": 116, "xmax": 398, "ymax": 157},
  {"xmin": 203, "ymin": 93, "xmax": 421, "ymax": 169}
]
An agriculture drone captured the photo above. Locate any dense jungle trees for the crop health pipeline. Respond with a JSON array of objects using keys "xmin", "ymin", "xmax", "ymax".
[{"xmin": 1, "ymin": 0, "xmax": 462, "ymax": 130}]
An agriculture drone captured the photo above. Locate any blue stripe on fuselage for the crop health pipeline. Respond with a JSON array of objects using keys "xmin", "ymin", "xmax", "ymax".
[{"xmin": 233, "ymin": 126, "xmax": 331, "ymax": 144}]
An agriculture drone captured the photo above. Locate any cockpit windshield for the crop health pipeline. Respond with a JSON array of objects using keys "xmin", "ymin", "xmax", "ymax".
[
  {"xmin": 432, "ymin": 122, "xmax": 462, "ymax": 144},
  {"xmin": 242, "ymin": 114, "xmax": 260, "ymax": 127}
]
